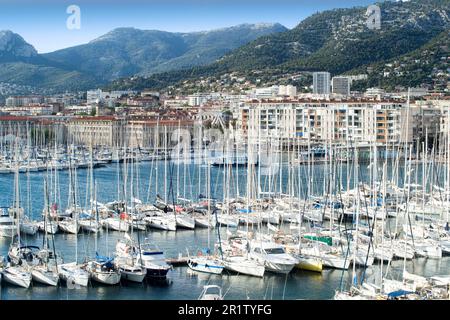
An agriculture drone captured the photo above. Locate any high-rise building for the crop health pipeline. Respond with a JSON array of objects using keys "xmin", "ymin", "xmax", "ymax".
[
  {"xmin": 313, "ymin": 72, "xmax": 331, "ymax": 95},
  {"xmin": 332, "ymin": 76, "xmax": 351, "ymax": 96}
]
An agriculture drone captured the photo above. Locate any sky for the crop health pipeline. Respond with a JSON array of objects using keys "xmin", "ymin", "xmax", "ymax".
[{"xmin": 0, "ymin": 0, "xmax": 379, "ymax": 53}]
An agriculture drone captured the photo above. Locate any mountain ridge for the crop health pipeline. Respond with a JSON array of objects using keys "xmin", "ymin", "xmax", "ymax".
[
  {"xmin": 107, "ymin": 0, "xmax": 450, "ymax": 92},
  {"xmin": 0, "ymin": 23, "xmax": 287, "ymax": 93}
]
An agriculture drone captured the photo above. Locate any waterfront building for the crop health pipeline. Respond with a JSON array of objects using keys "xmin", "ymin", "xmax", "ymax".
[{"xmin": 240, "ymin": 98, "xmax": 415, "ymax": 146}]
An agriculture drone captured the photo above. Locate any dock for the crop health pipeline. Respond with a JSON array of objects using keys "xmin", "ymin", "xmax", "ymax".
[{"xmin": 166, "ymin": 256, "xmax": 189, "ymax": 266}]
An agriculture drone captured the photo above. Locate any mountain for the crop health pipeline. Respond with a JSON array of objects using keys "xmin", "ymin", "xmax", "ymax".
[
  {"xmin": 43, "ymin": 23, "xmax": 287, "ymax": 80},
  {"xmin": 0, "ymin": 30, "xmax": 39, "ymax": 62},
  {"xmin": 0, "ymin": 31, "xmax": 100, "ymax": 92},
  {"xmin": 0, "ymin": 23, "xmax": 286, "ymax": 94},
  {"xmin": 350, "ymin": 30, "xmax": 450, "ymax": 91},
  {"xmin": 108, "ymin": 0, "xmax": 450, "ymax": 92}
]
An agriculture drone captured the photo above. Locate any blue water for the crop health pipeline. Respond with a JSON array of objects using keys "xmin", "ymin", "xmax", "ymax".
[{"xmin": 0, "ymin": 161, "xmax": 449, "ymax": 300}]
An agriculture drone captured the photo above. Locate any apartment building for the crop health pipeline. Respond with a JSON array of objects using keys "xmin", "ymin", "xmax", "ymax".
[
  {"xmin": 240, "ymin": 99, "xmax": 413, "ymax": 146},
  {"xmin": 66, "ymin": 116, "xmax": 195, "ymax": 148}
]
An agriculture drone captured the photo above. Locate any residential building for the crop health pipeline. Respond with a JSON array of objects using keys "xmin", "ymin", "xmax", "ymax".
[
  {"xmin": 313, "ymin": 72, "xmax": 331, "ymax": 95},
  {"xmin": 332, "ymin": 77, "xmax": 351, "ymax": 96}
]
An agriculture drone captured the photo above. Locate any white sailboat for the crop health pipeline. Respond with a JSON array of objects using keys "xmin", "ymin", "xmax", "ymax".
[
  {"xmin": 175, "ymin": 213, "xmax": 196, "ymax": 229},
  {"xmin": 187, "ymin": 254, "xmax": 224, "ymax": 275},
  {"xmin": 86, "ymin": 257, "xmax": 121, "ymax": 285},
  {"xmin": 188, "ymin": 159, "xmax": 224, "ymax": 275},
  {"xmin": 144, "ymin": 215, "xmax": 177, "ymax": 231},
  {"xmin": 221, "ymin": 254, "xmax": 265, "ymax": 278},
  {"xmin": 79, "ymin": 218, "xmax": 102, "ymax": 233},
  {"xmin": 2, "ymin": 265, "xmax": 32, "ymax": 288},
  {"xmin": 57, "ymin": 262, "xmax": 90, "ymax": 287},
  {"xmin": 102, "ymin": 216, "xmax": 130, "ymax": 232},
  {"xmin": 31, "ymin": 264, "xmax": 59, "ymax": 286},
  {"xmin": 58, "ymin": 217, "xmax": 80, "ymax": 234}
]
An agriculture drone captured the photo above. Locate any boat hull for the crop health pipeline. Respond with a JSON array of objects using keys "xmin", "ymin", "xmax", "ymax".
[
  {"xmin": 187, "ymin": 258, "xmax": 224, "ymax": 275},
  {"xmin": 2, "ymin": 268, "xmax": 32, "ymax": 288},
  {"xmin": 90, "ymin": 271, "xmax": 121, "ymax": 285},
  {"xmin": 222, "ymin": 257, "xmax": 265, "ymax": 277},
  {"xmin": 120, "ymin": 269, "xmax": 146, "ymax": 283},
  {"xmin": 295, "ymin": 256, "xmax": 323, "ymax": 273},
  {"xmin": 31, "ymin": 268, "xmax": 59, "ymax": 286}
]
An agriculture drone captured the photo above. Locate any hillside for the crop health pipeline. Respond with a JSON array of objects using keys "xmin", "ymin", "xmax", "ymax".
[
  {"xmin": 43, "ymin": 23, "xmax": 287, "ymax": 80},
  {"xmin": 108, "ymin": 0, "xmax": 450, "ymax": 92}
]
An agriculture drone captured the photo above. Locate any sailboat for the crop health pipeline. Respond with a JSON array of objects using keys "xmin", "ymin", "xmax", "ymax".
[
  {"xmin": 57, "ymin": 261, "xmax": 90, "ymax": 287},
  {"xmin": 2, "ymin": 265, "xmax": 32, "ymax": 288},
  {"xmin": 144, "ymin": 214, "xmax": 177, "ymax": 231},
  {"xmin": 53, "ymin": 167, "xmax": 90, "ymax": 287},
  {"xmin": 31, "ymin": 260, "xmax": 60, "ymax": 286},
  {"xmin": 58, "ymin": 217, "xmax": 80, "ymax": 234},
  {"xmin": 116, "ymin": 259, "xmax": 146, "ymax": 283},
  {"xmin": 86, "ymin": 253, "xmax": 121, "ymax": 285},
  {"xmin": 187, "ymin": 249, "xmax": 224, "ymax": 275},
  {"xmin": 114, "ymin": 164, "xmax": 150, "ymax": 283},
  {"xmin": 114, "ymin": 234, "xmax": 146, "ymax": 283},
  {"xmin": 2, "ymin": 152, "xmax": 33, "ymax": 288},
  {"xmin": 187, "ymin": 159, "xmax": 224, "ymax": 275},
  {"xmin": 31, "ymin": 189, "xmax": 61, "ymax": 287},
  {"xmin": 175, "ymin": 212, "xmax": 196, "ymax": 229}
]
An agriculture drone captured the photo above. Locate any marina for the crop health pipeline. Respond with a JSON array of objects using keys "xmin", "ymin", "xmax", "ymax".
[
  {"xmin": 0, "ymin": 0, "xmax": 448, "ymax": 303},
  {"xmin": 0, "ymin": 148, "xmax": 450, "ymax": 300}
]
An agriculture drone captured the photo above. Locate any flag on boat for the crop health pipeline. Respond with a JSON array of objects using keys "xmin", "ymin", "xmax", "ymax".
[{"xmin": 50, "ymin": 203, "xmax": 58, "ymax": 217}]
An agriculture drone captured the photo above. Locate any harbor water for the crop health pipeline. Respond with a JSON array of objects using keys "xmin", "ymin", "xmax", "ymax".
[{"xmin": 0, "ymin": 161, "xmax": 449, "ymax": 300}]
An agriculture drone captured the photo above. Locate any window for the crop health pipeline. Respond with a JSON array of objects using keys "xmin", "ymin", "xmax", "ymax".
[{"xmin": 264, "ymin": 248, "xmax": 285, "ymax": 254}]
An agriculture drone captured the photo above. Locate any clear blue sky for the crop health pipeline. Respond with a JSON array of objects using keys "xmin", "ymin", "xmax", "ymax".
[{"xmin": 0, "ymin": 0, "xmax": 379, "ymax": 53}]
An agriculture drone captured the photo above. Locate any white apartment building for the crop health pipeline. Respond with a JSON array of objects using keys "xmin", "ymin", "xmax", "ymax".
[
  {"xmin": 240, "ymin": 99, "xmax": 412, "ymax": 146},
  {"xmin": 278, "ymin": 85, "xmax": 297, "ymax": 97},
  {"xmin": 87, "ymin": 89, "xmax": 131, "ymax": 105},
  {"xmin": 5, "ymin": 96, "xmax": 44, "ymax": 107},
  {"xmin": 188, "ymin": 93, "xmax": 210, "ymax": 106},
  {"xmin": 1, "ymin": 105, "xmax": 55, "ymax": 116}
]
